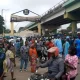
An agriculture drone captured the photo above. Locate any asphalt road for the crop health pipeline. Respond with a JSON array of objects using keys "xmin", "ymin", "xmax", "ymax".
[{"xmin": 4, "ymin": 58, "xmax": 80, "ymax": 80}]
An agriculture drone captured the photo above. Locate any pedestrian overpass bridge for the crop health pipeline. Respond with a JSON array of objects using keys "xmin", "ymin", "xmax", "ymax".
[{"xmin": 27, "ymin": 0, "xmax": 80, "ymax": 36}]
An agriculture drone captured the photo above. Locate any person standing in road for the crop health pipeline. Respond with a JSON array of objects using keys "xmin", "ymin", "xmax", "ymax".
[
  {"xmin": 20, "ymin": 41, "xmax": 29, "ymax": 72},
  {"xmin": 20, "ymin": 38, "xmax": 23, "ymax": 48},
  {"xmin": 14, "ymin": 40, "xmax": 20, "ymax": 57},
  {"xmin": 29, "ymin": 43, "xmax": 38, "ymax": 73},
  {"xmin": 0, "ymin": 42, "xmax": 5, "ymax": 80},
  {"xmin": 74, "ymin": 37, "xmax": 80, "ymax": 58},
  {"xmin": 63, "ymin": 39, "xmax": 70, "ymax": 57},
  {"xmin": 5, "ymin": 43, "xmax": 16, "ymax": 80},
  {"xmin": 55, "ymin": 36, "xmax": 63, "ymax": 56},
  {"xmin": 36, "ymin": 39, "xmax": 42, "ymax": 60},
  {"xmin": 46, "ymin": 39, "xmax": 54, "ymax": 59},
  {"xmin": 10, "ymin": 42, "xmax": 16, "ymax": 67}
]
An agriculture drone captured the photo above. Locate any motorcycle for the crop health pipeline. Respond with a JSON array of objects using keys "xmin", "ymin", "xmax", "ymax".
[
  {"xmin": 40, "ymin": 46, "xmax": 48, "ymax": 64},
  {"xmin": 28, "ymin": 69, "xmax": 49, "ymax": 80}
]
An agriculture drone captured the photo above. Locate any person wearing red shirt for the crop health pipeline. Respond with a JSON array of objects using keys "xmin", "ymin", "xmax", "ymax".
[{"xmin": 46, "ymin": 39, "xmax": 55, "ymax": 59}]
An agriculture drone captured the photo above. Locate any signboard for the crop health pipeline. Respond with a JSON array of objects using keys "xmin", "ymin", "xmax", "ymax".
[
  {"xmin": 10, "ymin": 15, "xmax": 41, "ymax": 22},
  {"xmin": 23, "ymin": 9, "xmax": 29, "ymax": 15}
]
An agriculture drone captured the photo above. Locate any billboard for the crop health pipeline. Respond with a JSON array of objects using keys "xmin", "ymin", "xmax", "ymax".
[{"xmin": 10, "ymin": 15, "xmax": 41, "ymax": 22}]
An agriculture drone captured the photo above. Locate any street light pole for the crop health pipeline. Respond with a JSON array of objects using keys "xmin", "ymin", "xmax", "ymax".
[
  {"xmin": 1, "ymin": 9, "xmax": 5, "ymax": 37},
  {"xmin": 1, "ymin": 9, "xmax": 9, "ymax": 37}
]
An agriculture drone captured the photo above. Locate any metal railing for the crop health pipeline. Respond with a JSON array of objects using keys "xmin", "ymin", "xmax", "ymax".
[{"xmin": 41, "ymin": 0, "xmax": 68, "ymax": 17}]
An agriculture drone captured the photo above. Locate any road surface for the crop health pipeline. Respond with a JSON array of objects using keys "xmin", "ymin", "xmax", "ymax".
[{"xmin": 4, "ymin": 58, "xmax": 80, "ymax": 80}]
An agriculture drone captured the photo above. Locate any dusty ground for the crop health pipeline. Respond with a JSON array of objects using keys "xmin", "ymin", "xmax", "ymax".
[{"xmin": 4, "ymin": 58, "xmax": 80, "ymax": 80}]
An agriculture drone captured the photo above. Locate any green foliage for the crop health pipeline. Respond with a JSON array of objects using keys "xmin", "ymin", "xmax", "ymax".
[
  {"xmin": 0, "ymin": 15, "xmax": 4, "ymax": 34},
  {"xmin": 14, "ymin": 30, "xmax": 16, "ymax": 33},
  {"xmin": 4, "ymin": 27, "xmax": 16, "ymax": 33},
  {"xmin": 5, "ymin": 29, "xmax": 11, "ymax": 33}
]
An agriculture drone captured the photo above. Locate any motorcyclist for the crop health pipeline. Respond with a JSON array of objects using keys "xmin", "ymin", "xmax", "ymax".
[{"xmin": 37, "ymin": 47, "xmax": 64, "ymax": 80}]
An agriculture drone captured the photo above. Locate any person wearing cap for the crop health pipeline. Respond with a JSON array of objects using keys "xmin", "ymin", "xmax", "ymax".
[{"xmin": 37, "ymin": 47, "xmax": 64, "ymax": 80}]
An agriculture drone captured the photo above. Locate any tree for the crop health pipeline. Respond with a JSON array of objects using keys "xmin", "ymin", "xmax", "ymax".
[
  {"xmin": 5, "ymin": 29, "xmax": 11, "ymax": 33},
  {"xmin": 4, "ymin": 29, "xmax": 16, "ymax": 33},
  {"xmin": 14, "ymin": 30, "xmax": 16, "ymax": 33},
  {"xmin": 3, "ymin": 26, "xmax": 6, "ymax": 32},
  {"xmin": 0, "ymin": 15, "xmax": 4, "ymax": 34}
]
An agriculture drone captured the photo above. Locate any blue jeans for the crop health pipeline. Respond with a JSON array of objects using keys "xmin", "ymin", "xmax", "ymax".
[
  {"xmin": 20, "ymin": 58, "xmax": 28, "ymax": 70},
  {"xmin": 16, "ymin": 49, "xmax": 20, "ymax": 57}
]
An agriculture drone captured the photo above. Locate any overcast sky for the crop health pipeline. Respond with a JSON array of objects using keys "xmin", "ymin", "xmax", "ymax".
[{"xmin": 0, "ymin": 0, "xmax": 80, "ymax": 31}]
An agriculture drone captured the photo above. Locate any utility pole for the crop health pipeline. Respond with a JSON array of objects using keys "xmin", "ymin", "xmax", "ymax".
[
  {"xmin": 1, "ymin": 9, "xmax": 9, "ymax": 37},
  {"xmin": 1, "ymin": 9, "xmax": 4, "ymax": 37}
]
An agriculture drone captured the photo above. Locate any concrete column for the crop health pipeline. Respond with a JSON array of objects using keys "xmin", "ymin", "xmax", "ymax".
[
  {"xmin": 10, "ymin": 22, "xmax": 14, "ymax": 36},
  {"xmin": 38, "ymin": 23, "xmax": 41, "ymax": 35},
  {"xmin": 71, "ymin": 21, "xmax": 77, "ymax": 37}
]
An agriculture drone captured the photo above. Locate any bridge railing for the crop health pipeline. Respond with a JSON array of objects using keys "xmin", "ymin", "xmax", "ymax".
[{"xmin": 41, "ymin": 0, "xmax": 68, "ymax": 18}]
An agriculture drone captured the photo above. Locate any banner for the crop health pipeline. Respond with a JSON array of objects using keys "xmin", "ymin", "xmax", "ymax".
[{"xmin": 10, "ymin": 15, "xmax": 41, "ymax": 22}]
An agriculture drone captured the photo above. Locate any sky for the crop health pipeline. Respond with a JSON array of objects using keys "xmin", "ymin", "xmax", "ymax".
[{"xmin": 0, "ymin": 0, "xmax": 80, "ymax": 31}]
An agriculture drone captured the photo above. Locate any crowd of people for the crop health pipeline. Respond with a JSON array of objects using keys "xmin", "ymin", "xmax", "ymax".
[{"xmin": 0, "ymin": 35, "xmax": 80, "ymax": 80}]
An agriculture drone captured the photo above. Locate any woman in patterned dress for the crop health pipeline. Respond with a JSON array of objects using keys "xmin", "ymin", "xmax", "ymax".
[
  {"xmin": 64, "ymin": 46, "xmax": 78, "ymax": 80},
  {"xmin": 29, "ymin": 43, "xmax": 38, "ymax": 73}
]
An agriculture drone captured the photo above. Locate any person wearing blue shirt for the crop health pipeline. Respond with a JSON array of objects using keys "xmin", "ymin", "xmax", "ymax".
[
  {"xmin": 74, "ymin": 37, "xmax": 80, "ymax": 58},
  {"xmin": 14, "ymin": 40, "xmax": 20, "ymax": 57},
  {"xmin": 63, "ymin": 39, "xmax": 70, "ymax": 57},
  {"xmin": 55, "ymin": 36, "xmax": 63, "ymax": 55}
]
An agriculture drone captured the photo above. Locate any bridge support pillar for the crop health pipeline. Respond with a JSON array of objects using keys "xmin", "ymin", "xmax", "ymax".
[
  {"xmin": 64, "ymin": 12, "xmax": 79, "ymax": 20},
  {"xmin": 38, "ymin": 23, "xmax": 41, "ymax": 35},
  {"xmin": 71, "ymin": 21, "xmax": 77, "ymax": 37},
  {"xmin": 10, "ymin": 22, "xmax": 14, "ymax": 36}
]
